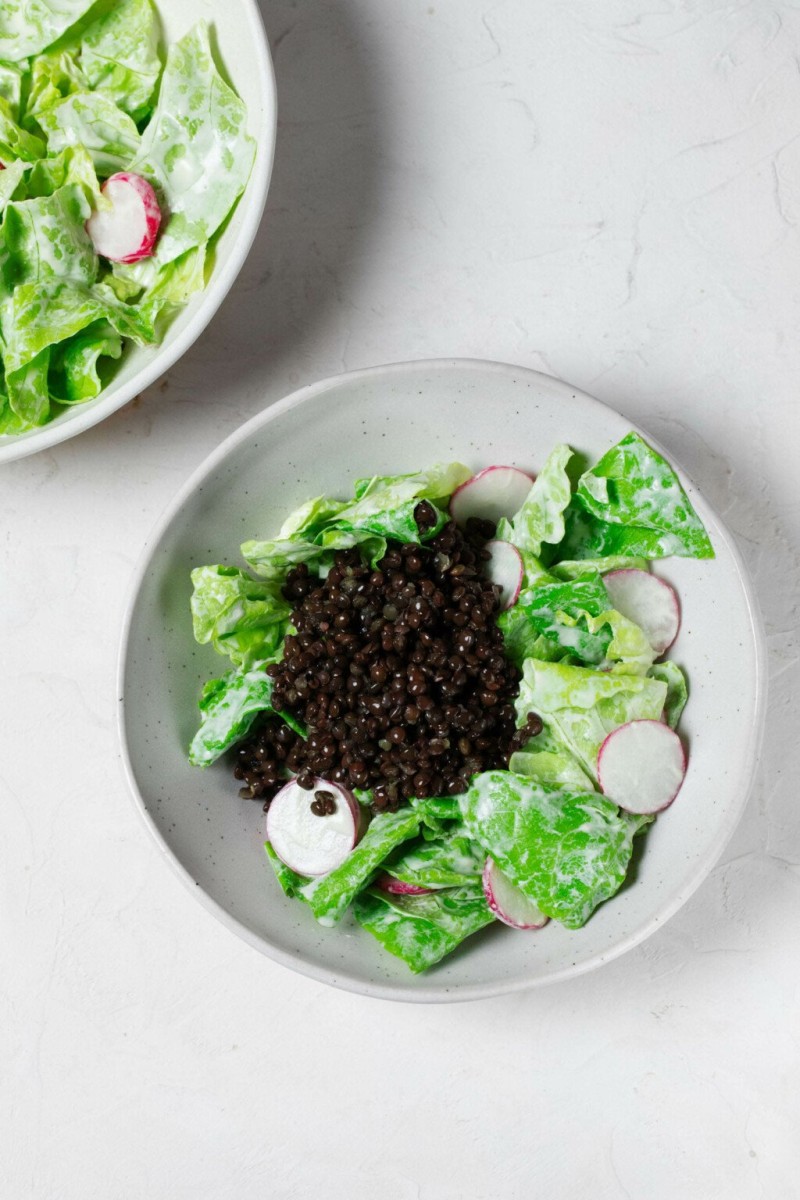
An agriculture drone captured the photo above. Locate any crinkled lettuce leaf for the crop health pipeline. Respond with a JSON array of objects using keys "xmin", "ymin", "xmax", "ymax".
[
  {"xmin": 130, "ymin": 21, "xmax": 255, "ymax": 265},
  {"xmin": 300, "ymin": 809, "xmax": 421, "ymax": 926},
  {"xmin": 190, "ymin": 564, "xmax": 290, "ymax": 670},
  {"xmin": 648, "ymin": 660, "xmax": 688, "ymax": 729},
  {"xmin": 515, "ymin": 658, "xmax": 667, "ymax": 779},
  {"xmin": 264, "ymin": 841, "xmax": 309, "ymax": 899},
  {"xmin": 37, "ymin": 91, "xmax": 141, "ymax": 175},
  {"xmin": 189, "ymin": 662, "xmax": 275, "ymax": 767},
  {"xmin": 0, "ymin": 60, "xmax": 25, "ymax": 115},
  {"xmin": 561, "ymin": 433, "xmax": 714, "ymax": 561},
  {"xmin": 0, "ymin": 95, "xmax": 46, "ymax": 161},
  {"xmin": 23, "ymin": 49, "xmax": 86, "ymax": 127},
  {"xmin": 48, "ymin": 318, "xmax": 122, "ymax": 402},
  {"xmin": 508, "ymin": 724, "xmax": 595, "ymax": 791},
  {"xmin": 0, "ymin": 159, "xmax": 27, "ymax": 211},
  {"xmin": 0, "ymin": 0, "xmax": 97, "ymax": 63},
  {"xmin": 80, "ymin": 0, "xmax": 161, "ymax": 121},
  {"xmin": 551, "ymin": 555, "xmax": 649, "ymax": 580},
  {"xmin": 2, "ymin": 181, "xmax": 96, "ymax": 287},
  {"xmin": 383, "ymin": 824, "xmax": 485, "ymax": 888},
  {"xmin": 331, "ymin": 462, "xmax": 470, "ymax": 543},
  {"xmin": 496, "ymin": 443, "xmax": 573, "ymax": 557},
  {"xmin": 517, "ymin": 575, "xmax": 613, "ymax": 664},
  {"xmin": 354, "ymin": 885, "xmax": 494, "ymax": 973},
  {"xmin": 460, "ymin": 770, "xmax": 650, "ymax": 928}
]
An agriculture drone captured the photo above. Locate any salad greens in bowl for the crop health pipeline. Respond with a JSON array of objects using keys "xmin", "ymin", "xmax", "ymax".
[
  {"xmin": 0, "ymin": 0, "xmax": 275, "ymax": 462},
  {"xmin": 118, "ymin": 361, "xmax": 765, "ymax": 1000}
]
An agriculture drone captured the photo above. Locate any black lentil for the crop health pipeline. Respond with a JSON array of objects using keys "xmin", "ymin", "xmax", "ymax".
[{"xmin": 235, "ymin": 506, "xmax": 541, "ymax": 813}]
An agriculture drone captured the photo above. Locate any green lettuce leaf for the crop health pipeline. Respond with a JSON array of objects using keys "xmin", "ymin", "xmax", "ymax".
[
  {"xmin": 460, "ymin": 770, "xmax": 650, "ymax": 928},
  {"xmin": 517, "ymin": 575, "xmax": 612, "ymax": 664},
  {"xmin": 0, "ymin": 0, "xmax": 97, "ymax": 63},
  {"xmin": 0, "ymin": 94, "xmax": 46, "ymax": 161},
  {"xmin": 551, "ymin": 555, "xmax": 649, "ymax": 580},
  {"xmin": 561, "ymin": 433, "xmax": 714, "ymax": 561},
  {"xmin": 37, "ymin": 90, "xmax": 141, "ymax": 174},
  {"xmin": 383, "ymin": 824, "xmax": 485, "ymax": 888},
  {"xmin": 495, "ymin": 443, "xmax": 573, "ymax": 557},
  {"xmin": 48, "ymin": 319, "xmax": 121, "ymax": 402},
  {"xmin": 190, "ymin": 564, "xmax": 290, "ymax": 669},
  {"xmin": 4, "ymin": 347, "xmax": 50, "ymax": 427},
  {"xmin": 2, "ymin": 182, "xmax": 96, "ymax": 288},
  {"xmin": 515, "ymin": 658, "xmax": 667, "ymax": 779},
  {"xmin": 508, "ymin": 724, "xmax": 595, "ymax": 791},
  {"xmin": 25, "ymin": 143, "xmax": 102, "ymax": 203},
  {"xmin": 130, "ymin": 21, "xmax": 255, "ymax": 265},
  {"xmin": 264, "ymin": 841, "xmax": 308, "ymax": 899},
  {"xmin": 354, "ymin": 885, "xmax": 494, "ymax": 973},
  {"xmin": 300, "ymin": 808, "xmax": 421, "ymax": 926},
  {"xmin": 0, "ymin": 158, "xmax": 27, "ymax": 211},
  {"xmin": 331, "ymin": 462, "xmax": 470, "ymax": 543},
  {"xmin": 0, "ymin": 60, "xmax": 25, "ymax": 116},
  {"xmin": 80, "ymin": 0, "xmax": 161, "ymax": 121},
  {"xmin": 23, "ymin": 49, "xmax": 86, "ymax": 127},
  {"xmin": 648, "ymin": 661, "xmax": 688, "ymax": 729},
  {"xmin": 189, "ymin": 663, "xmax": 276, "ymax": 767}
]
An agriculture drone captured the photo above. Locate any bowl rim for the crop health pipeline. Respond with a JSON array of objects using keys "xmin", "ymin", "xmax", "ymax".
[
  {"xmin": 117, "ymin": 358, "xmax": 768, "ymax": 1003},
  {"xmin": 0, "ymin": 0, "xmax": 277, "ymax": 465}
]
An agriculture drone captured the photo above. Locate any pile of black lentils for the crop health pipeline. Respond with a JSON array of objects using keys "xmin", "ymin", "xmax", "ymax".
[{"xmin": 234, "ymin": 502, "xmax": 542, "ymax": 812}]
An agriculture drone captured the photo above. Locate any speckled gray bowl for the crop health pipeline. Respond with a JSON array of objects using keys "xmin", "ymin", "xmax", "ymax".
[{"xmin": 118, "ymin": 360, "xmax": 766, "ymax": 1001}]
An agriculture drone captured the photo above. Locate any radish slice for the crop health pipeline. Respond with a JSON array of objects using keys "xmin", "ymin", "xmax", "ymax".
[
  {"xmin": 86, "ymin": 172, "xmax": 161, "ymax": 264},
  {"xmin": 603, "ymin": 568, "xmax": 680, "ymax": 656},
  {"xmin": 597, "ymin": 720, "xmax": 686, "ymax": 814},
  {"xmin": 266, "ymin": 779, "xmax": 362, "ymax": 876},
  {"xmin": 482, "ymin": 858, "xmax": 549, "ymax": 929},
  {"xmin": 376, "ymin": 873, "xmax": 435, "ymax": 896},
  {"xmin": 485, "ymin": 539, "xmax": 523, "ymax": 610},
  {"xmin": 450, "ymin": 466, "xmax": 534, "ymax": 527}
]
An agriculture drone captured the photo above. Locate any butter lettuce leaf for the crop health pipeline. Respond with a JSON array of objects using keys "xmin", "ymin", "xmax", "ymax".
[
  {"xmin": 383, "ymin": 825, "xmax": 485, "ymax": 888},
  {"xmin": 130, "ymin": 21, "xmax": 255, "ymax": 265},
  {"xmin": 515, "ymin": 658, "xmax": 667, "ymax": 779},
  {"xmin": 37, "ymin": 91, "xmax": 141, "ymax": 175},
  {"xmin": 354, "ymin": 885, "xmax": 494, "ymax": 973},
  {"xmin": 496, "ymin": 443, "xmax": 573, "ymax": 558},
  {"xmin": 648, "ymin": 660, "xmax": 688, "ymax": 729},
  {"xmin": 460, "ymin": 770, "xmax": 650, "ymax": 928},
  {"xmin": 189, "ymin": 663, "xmax": 275, "ymax": 768},
  {"xmin": 190, "ymin": 564, "xmax": 290, "ymax": 670},
  {"xmin": 561, "ymin": 433, "xmax": 714, "ymax": 561},
  {"xmin": 300, "ymin": 809, "xmax": 421, "ymax": 926},
  {"xmin": 264, "ymin": 841, "xmax": 308, "ymax": 899},
  {"xmin": 0, "ymin": 0, "xmax": 97, "ymax": 63},
  {"xmin": 80, "ymin": 0, "xmax": 161, "ymax": 121}
]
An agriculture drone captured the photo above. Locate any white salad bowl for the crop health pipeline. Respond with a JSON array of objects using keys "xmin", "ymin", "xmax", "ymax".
[
  {"xmin": 118, "ymin": 360, "xmax": 766, "ymax": 1002},
  {"xmin": 0, "ymin": 0, "xmax": 276, "ymax": 464}
]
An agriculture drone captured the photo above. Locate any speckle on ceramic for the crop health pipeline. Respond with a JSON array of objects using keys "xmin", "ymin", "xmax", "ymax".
[{"xmin": 118, "ymin": 360, "xmax": 766, "ymax": 1002}]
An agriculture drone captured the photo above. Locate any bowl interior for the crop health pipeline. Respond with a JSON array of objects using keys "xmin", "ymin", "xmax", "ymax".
[
  {"xmin": 0, "ymin": 0, "xmax": 275, "ymax": 464},
  {"xmin": 120, "ymin": 361, "xmax": 764, "ymax": 1000}
]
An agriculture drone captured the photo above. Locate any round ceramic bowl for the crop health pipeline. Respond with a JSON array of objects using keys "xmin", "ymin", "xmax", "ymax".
[
  {"xmin": 0, "ymin": 0, "xmax": 276, "ymax": 464},
  {"xmin": 118, "ymin": 360, "xmax": 766, "ymax": 1001}
]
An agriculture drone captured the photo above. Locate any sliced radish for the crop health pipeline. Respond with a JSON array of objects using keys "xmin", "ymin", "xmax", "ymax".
[
  {"xmin": 86, "ymin": 172, "xmax": 161, "ymax": 264},
  {"xmin": 482, "ymin": 858, "xmax": 549, "ymax": 929},
  {"xmin": 597, "ymin": 720, "xmax": 686, "ymax": 814},
  {"xmin": 450, "ymin": 465, "xmax": 534, "ymax": 528},
  {"xmin": 266, "ymin": 779, "xmax": 362, "ymax": 876},
  {"xmin": 376, "ymin": 873, "xmax": 435, "ymax": 896},
  {"xmin": 603, "ymin": 568, "xmax": 680, "ymax": 656},
  {"xmin": 485, "ymin": 539, "xmax": 524, "ymax": 610}
]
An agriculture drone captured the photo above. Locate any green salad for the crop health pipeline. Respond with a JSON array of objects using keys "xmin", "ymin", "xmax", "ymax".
[
  {"xmin": 0, "ymin": 0, "xmax": 255, "ymax": 436},
  {"xmin": 188, "ymin": 433, "xmax": 714, "ymax": 973}
]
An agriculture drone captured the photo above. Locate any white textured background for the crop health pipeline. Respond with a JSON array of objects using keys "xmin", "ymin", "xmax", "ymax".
[{"xmin": 2, "ymin": 2, "xmax": 799, "ymax": 1196}]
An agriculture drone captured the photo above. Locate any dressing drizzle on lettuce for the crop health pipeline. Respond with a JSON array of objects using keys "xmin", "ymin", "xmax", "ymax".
[
  {"xmin": 0, "ymin": 2, "xmax": 255, "ymax": 435},
  {"xmin": 188, "ymin": 434, "xmax": 713, "ymax": 972}
]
